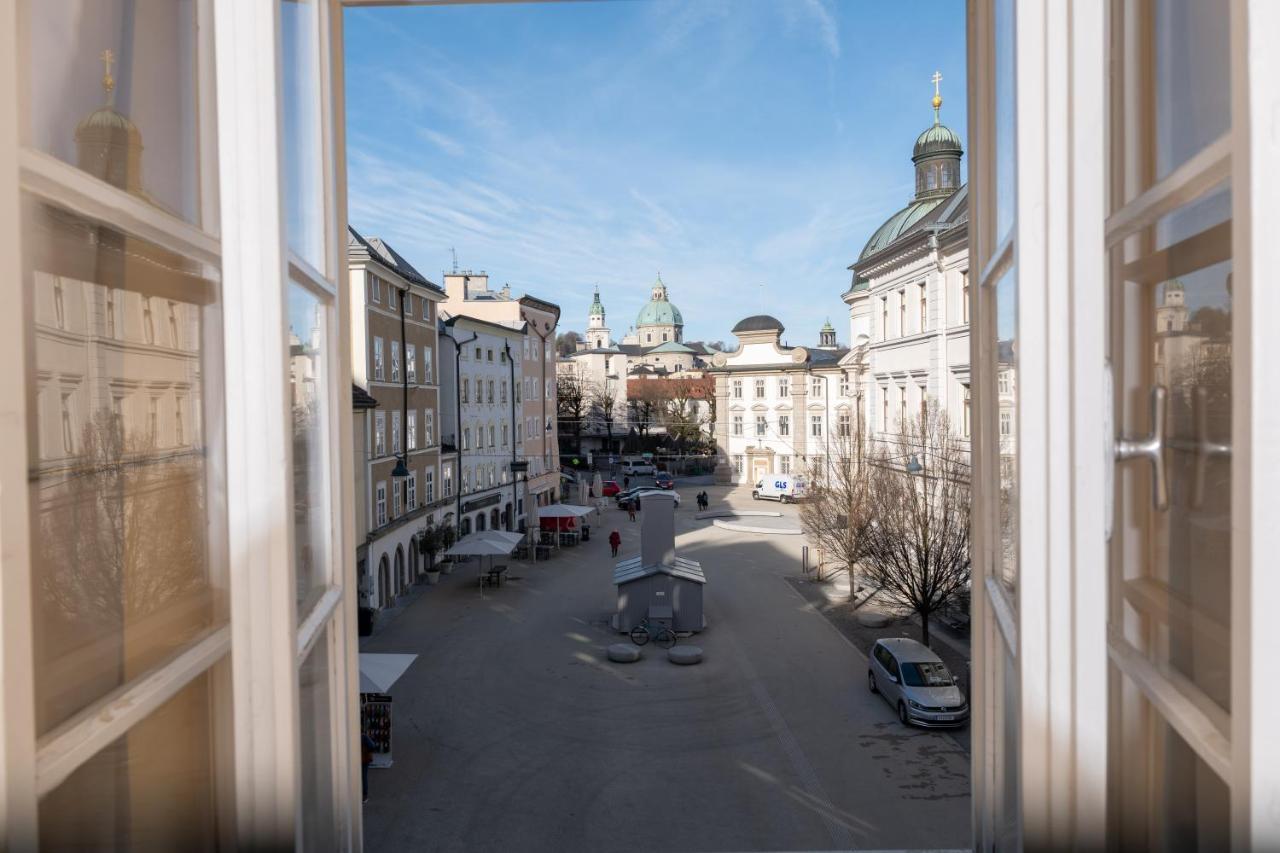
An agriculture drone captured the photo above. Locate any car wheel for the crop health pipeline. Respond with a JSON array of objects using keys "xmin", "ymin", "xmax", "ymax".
[
  {"xmin": 782, "ymin": 495, "xmax": 791, "ymax": 504},
  {"xmin": 752, "ymin": 491, "xmax": 759, "ymax": 500},
  {"xmin": 868, "ymin": 670, "xmax": 878, "ymax": 694},
  {"xmin": 897, "ymin": 701, "xmax": 910, "ymax": 726}
]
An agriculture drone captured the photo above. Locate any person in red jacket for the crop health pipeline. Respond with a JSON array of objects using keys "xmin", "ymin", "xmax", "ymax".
[{"xmin": 608, "ymin": 529, "xmax": 622, "ymax": 557}]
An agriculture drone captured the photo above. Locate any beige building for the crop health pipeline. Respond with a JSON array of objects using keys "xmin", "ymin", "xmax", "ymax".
[
  {"xmin": 348, "ymin": 227, "xmax": 448, "ymax": 611},
  {"xmin": 441, "ymin": 271, "xmax": 561, "ymax": 509}
]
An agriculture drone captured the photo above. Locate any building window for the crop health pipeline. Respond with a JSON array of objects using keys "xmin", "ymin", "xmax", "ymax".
[
  {"xmin": 500, "ymin": 381, "xmax": 507, "ymax": 403},
  {"xmin": 1000, "ymin": 409, "xmax": 1012, "ymax": 437},
  {"xmin": 392, "ymin": 480, "xmax": 402, "ymax": 517},
  {"xmin": 810, "ymin": 415, "xmax": 822, "ymax": 437},
  {"xmin": 168, "ymin": 301, "xmax": 180, "ymax": 347},
  {"xmin": 423, "ymin": 297, "xmax": 430, "ymax": 321},
  {"xmin": 514, "ymin": 379, "xmax": 520, "ymax": 403},
  {"xmin": 732, "ymin": 379, "xmax": 743, "ymax": 399},
  {"xmin": 881, "ymin": 297, "xmax": 889, "ymax": 340},
  {"xmin": 143, "ymin": 296, "xmax": 155, "ymax": 344},
  {"xmin": 486, "ymin": 349, "xmax": 493, "ymax": 362},
  {"xmin": 424, "ymin": 410, "xmax": 434, "ymax": 446},
  {"xmin": 391, "ymin": 411, "xmax": 401, "ymax": 453},
  {"xmin": 898, "ymin": 291, "xmax": 906, "ymax": 337},
  {"xmin": 963, "ymin": 384, "xmax": 972, "ymax": 438},
  {"xmin": 487, "ymin": 381, "xmax": 494, "ymax": 404},
  {"xmin": 387, "ymin": 287, "xmax": 397, "ymax": 311},
  {"xmin": 370, "ymin": 273, "xmax": 381, "ymax": 304},
  {"xmin": 732, "ymin": 415, "xmax": 743, "ymax": 436},
  {"xmin": 838, "ymin": 412, "xmax": 851, "ymax": 437},
  {"xmin": 175, "ymin": 396, "xmax": 186, "ymax": 445},
  {"xmin": 961, "ymin": 269, "xmax": 970, "ymax": 324},
  {"xmin": 811, "ymin": 377, "xmax": 822, "ymax": 397},
  {"xmin": 755, "ymin": 415, "xmax": 767, "ymax": 437},
  {"xmin": 407, "ymin": 410, "xmax": 417, "ymax": 450},
  {"xmin": 778, "ymin": 415, "xmax": 790, "ymax": 436},
  {"xmin": 839, "ymin": 375, "xmax": 850, "ymax": 397},
  {"xmin": 462, "ymin": 427, "xmax": 470, "ymax": 451},
  {"xmin": 443, "ymin": 467, "xmax": 453, "ymax": 497},
  {"xmin": 488, "ymin": 425, "xmax": 495, "ymax": 447},
  {"xmin": 780, "ymin": 455, "xmax": 791, "ymax": 474},
  {"xmin": 754, "ymin": 379, "xmax": 765, "ymax": 398},
  {"xmin": 105, "ymin": 288, "xmax": 116, "ymax": 338},
  {"xmin": 881, "ymin": 388, "xmax": 889, "ymax": 431},
  {"xmin": 375, "ymin": 483, "xmax": 387, "ymax": 526},
  {"xmin": 391, "ymin": 341, "xmax": 401, "ymax": 382},
  {"xmin": 423, "ymin": 347, "xmax": 433, "ymax": 383},
  {"xmin": 60, "ymin": 392, "xmax": 74, "ymax": 453},
  {"xmin": 732, "ymin": 455, "xmax": 744, "ymax": 475},
  {"xmin": 475, "ymin": 346, "xmax": 482, "ymax": 360},
  {"xmin": 406, "ymin": 472, "xmax": 417, "ymax": 510},
  {"xmin": 424, "ymin": 470, "xmax": 435, "ymax": 503},
  {"xmin": 919, "ymin": 282, "xmax": 928, "ymax": 332},
  {"xmin": 375, "ymin": 412, "xmax": 386, "ymax": 456},
  {"xmin": 501, "ymin": 424, "xmax": 508, "ymax": 446},
  {"xmin": 462, "ymin": 469, "xmax": 470, "ymax": 494},
  {"xmin": 998, "ymin": 371, "xmax": 1010, "ymax": 395},
  {"xmin": 899, "ymin": 387, "xmax": 907, "ymax": 428},
  {"xmin": 778, "ymin": 377, "xmax": 790, "ymax": 397},
  {"xmin": 919, "ymin": 391, "xmax": 928, "ymax": 425},
  {"xmin": 373, "ymin": 337, "xmax": 384, "ymax": 381},
  {"xmin": 406, "ymin": 344, "xmax": 417, "ymax": 383}
]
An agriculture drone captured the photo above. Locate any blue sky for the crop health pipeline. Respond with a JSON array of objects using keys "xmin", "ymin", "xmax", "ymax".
[{"xmin": 343, "ymin": 0, "xmax": 967, "ymax": 346}]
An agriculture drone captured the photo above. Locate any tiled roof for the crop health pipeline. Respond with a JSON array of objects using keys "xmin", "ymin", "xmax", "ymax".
[{"xmin": 348, "ymin": 226, "xmax": 441, "ymax": 292}]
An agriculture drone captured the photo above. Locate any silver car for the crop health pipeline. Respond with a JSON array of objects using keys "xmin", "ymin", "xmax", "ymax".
[{"xmin": 868, "ymin": 637, "xmax": 969, "ymax": 728}]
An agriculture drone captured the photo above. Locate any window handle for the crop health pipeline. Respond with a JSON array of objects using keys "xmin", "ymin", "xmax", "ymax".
[
  {"xmin": 1191, "ymin": 387, "xmax": 1231, "ymax": 509},
  {"xmin": 1115, "ymin": 385, "xmax": 1169, "ymax": 512}
]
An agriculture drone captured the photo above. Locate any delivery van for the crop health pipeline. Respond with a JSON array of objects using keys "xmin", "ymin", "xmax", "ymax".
[
  {"xmin": 620, "ymin": 458, "xmax": 655, "ymax": 476},
  {"xmin": 752, "ymin": 473, "xmax": 807, "ymax": 503}
]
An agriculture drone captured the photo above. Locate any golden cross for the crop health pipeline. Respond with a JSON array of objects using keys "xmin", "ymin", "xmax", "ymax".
[
  {"xmin": 100, "ymin": 49, "xmax": 116, "ymax": 98},
  {"xmin": 932, "ymin": 70, "xmax": 943, "ymax": 97}
]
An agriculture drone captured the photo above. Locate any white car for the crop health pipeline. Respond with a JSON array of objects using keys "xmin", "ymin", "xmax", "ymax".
[
  {"xmin": 615, "ymin": 488, "xmax": 680, "ymax": 508},
  {"xmin": 620, "ymin": 459, "xmax": 655, "ymax": 476}
]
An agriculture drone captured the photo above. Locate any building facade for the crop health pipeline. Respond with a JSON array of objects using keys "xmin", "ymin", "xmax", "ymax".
[
  {"xmin": 441, "ymin": 271, "xmax": 561, "ymax": 509},
  {"xmin": 708, "ymin": 315, "xmax": 850, "ymax": 485},
  {"xmin": 348, "ymin": 227, "xmax": 447, "ymax": 611}
]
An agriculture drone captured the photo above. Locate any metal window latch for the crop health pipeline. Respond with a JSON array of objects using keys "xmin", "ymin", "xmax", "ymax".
[
  {"xmin": 1190, "ymin": 386, "xmax": 1231, "ymax": 509},
  {"xmin": 1115, "ymin": 385, "xmax": 1169, "ymax": 512}
]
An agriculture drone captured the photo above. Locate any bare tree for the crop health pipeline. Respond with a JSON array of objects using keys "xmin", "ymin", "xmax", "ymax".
[
  {"xmin": 589, "ymin": 380, "xmax": 618, "ymax": 454},
  {"xmin": 556, "ymin": 366, "xmax": 589, "ymax": 454},
  {"xmin": 800, "ymin": 414, "xmax": 873, "ymax": 594},
  {"xmin": 858, "ymin": 407, "xmax": 971, "ymax": 647},
  {"xmin": 555, "ymin": 330, "xmax": 583, "ymax": 357}
]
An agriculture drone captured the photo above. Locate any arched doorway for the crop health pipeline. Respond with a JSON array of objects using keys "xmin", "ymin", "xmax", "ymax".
[
  {"xmin": 490, "ymin": 508, "xmax": 500, "ymax": 530},
  {"xmin": 477, "ymin": 513, "xmax": 486, "ymax": 532},
  {"xmin": 393, "ymin": 547, "xmax": 404, "ymax": 600},
  {"xmin": 378, "ymin": 554, "xmax": 391, "ymax": 609},
  {"xmin": 502, "ymin": 503, "xmax": 511, "ymax": 530},
  {"xmin": 460, "ymin": 516, "xmax": 471, "ymax": 536}
]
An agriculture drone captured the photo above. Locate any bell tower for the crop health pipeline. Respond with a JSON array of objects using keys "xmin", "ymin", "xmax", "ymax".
[{"xmin": 586, "ymin": 286, "xmax": 610, "ymax": 349}]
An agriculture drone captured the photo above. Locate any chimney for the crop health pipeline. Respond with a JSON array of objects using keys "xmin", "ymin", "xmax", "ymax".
[{"xmin": 639, "ymin": 494, "xmax": 676, "ymax": 567}]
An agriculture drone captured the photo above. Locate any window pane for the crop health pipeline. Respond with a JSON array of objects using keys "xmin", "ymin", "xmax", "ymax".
[
  {"xmin": 289, "ymin": 282, "xmax": 331, "ymax": 616},
  {"xmin": 25, "ymin": 196, "xmax": 226, "ymax": 734},
  {"xmin": 993, "ymin": 0, "xmax": 1016, "ymax": 242},
  {"xmin": 993, "ymin": 265, "xmax": 1018, "ymax": 596},
  {"xmin": 38, "ymin": 667, "xmax": 227, "ymax": 849},
  {"xmin": 300, "ymin": 632, "xmax": 335, "ymax": 847},
  {"xmin": 23, "ymin": 1, "xmax": 209, "ymax": 227},
  {"xmin": 1150, "ymin": 0, "xmax": 1231, "ymax": 185},
  {"xmin": 281, "ymin": 0, "xmax": 325, "ymax": 269}
]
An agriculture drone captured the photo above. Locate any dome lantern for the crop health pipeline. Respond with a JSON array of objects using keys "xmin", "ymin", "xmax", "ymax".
[{"xmin": 912, "ymin": 71, "xmax": 963, "ymax": 200}]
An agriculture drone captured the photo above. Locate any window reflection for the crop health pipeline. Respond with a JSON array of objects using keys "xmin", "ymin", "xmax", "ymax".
[
  {"xmin": 281, "ymin": 0, "xmax": 326, "ymax": 269},
  {"xmin": 25, "ymin": 196, "xmax": 226, "ymax": 735},
  {"xmin": 23, "ymin": 0, "xmax": 207, "ymax": 226},
  {"xmin": 993, "ymin": 0, "xmax": 1015, "ymax": 242},
  {"xmin": 994, "ymin": 265, "xmax": 1018, "ymax": 597},
  {"xmin": 290, "ymin": 282, "xmax": 330, "ymax": 615}
]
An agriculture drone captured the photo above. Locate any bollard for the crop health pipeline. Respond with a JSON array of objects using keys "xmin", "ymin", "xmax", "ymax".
[{"xmin": 802, "ymin": 545, "xmax": 810, "ymax": 576}]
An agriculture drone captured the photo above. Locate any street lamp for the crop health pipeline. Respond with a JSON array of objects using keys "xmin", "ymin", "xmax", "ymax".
[
  {"xmin": 391, "ymin": 455, "xmax": 410, "ymax": 479},
  {"xmin": 905, "ymin": 454, "xmax": 923, "ymax": 474}
]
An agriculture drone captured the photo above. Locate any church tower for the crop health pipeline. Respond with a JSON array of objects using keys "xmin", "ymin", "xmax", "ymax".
[
  {"xmin": 1156, "ymin": 280, "xmax": 1189, "ymax": 333},
  {"xmin": 912, "ymin": 71, "xmax": 963, "ymax": 200},
  {"xmin": 818, "ymin": 319, "xmax": 837, "ymax": 349},
  {"xmin": 586, "ymin": 286, "xmax": 610, "ymax": 349},
  {"xmin": 76, "ymin": 50, "xmax": 145, "ymax": 195}
]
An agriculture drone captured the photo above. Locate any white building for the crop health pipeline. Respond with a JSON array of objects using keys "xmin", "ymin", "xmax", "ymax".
[
  {"xmin": 709, "ymin": 315, "xmax": 850, "ymax": 485},
  {"xmin": 440, "ymin": 314, "xmax": 527, "ymax": 535}
]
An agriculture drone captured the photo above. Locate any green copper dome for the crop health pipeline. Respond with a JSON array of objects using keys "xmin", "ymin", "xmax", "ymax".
[
  {"xmin": 913, "ymin": 122, "xmax": 963, "ymax": 162},
  {"xmin": 858, "ymin": 197, "xmax": 946, "ymax": 260},
  {"xmin": 636, "ymin": 275, "xmax": 683, "ymax": 328},
  {"xmin": 588, "ymin": 287, "xmax": 605, "ymax": 316}
]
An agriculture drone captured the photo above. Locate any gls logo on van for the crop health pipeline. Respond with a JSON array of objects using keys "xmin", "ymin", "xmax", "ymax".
[{"xmin": 774, "ymin": 481, "xmax": 788, "ymax": 489}]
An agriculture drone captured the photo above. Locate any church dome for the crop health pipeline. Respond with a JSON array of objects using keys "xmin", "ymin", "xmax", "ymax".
[
  {"xmin": 732, "ymin": 314, "xmax": 784, "ymax": 334},
  {"xmin": 588, "ymin": 287, "xmax": 605, "ymax": 316},
  {"xmin": 636, "ymin": 275, "xmax": 683, "ymax": 328},
  {"xmin": 858, "ymin": 197, "xmax": 946, "ymax": 260},
  {"xmin": 913, "ymin": 122, "xmax": 963, "ymax": 162}
]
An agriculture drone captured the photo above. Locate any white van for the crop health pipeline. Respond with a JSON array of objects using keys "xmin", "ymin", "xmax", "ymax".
[
  {"xmin": 620, "ymin": 459, "xmax": 655, "ymax": 476},
  {"xmin": 752, "ymin": 473, "xmax": 807, "ymax": 503}
]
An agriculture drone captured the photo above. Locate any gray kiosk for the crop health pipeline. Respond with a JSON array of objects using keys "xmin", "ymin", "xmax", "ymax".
[{"xmin": 611, "ymin": 493, "xmax": 706, "ymax": 633}]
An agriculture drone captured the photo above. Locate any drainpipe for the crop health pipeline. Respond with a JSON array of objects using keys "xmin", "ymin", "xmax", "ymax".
[
  {"xmin": 504, "ymin": 339, "xmax": 519, "ymax": 529},
  {"xmin": 526, "ymin": 317, "xmax": 553, "ymax": 500},
  {"xmin": 443, "ymin": 325, "xmax": 477, "ymax": 536}
]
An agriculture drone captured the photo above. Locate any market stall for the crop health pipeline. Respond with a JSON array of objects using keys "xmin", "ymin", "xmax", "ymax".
[
  {"xmin": 537, "ymin": 503, "xmax": 596, "ymax": 547},
  {"xmin": 359, "ymin": 653, "xmax": 418, "ymax": 768}
]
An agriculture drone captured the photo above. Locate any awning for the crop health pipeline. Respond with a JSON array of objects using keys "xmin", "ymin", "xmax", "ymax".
[
  {"xmin": 537, "ymin": 503, "xmax": 596, "ymax": 519},
  {"xmin": 529, "ymin": 481, "xmax": 555, "ymax": 495},
  {"xmin": 359, "ymin": 653, "xmax": 417, "ymax": 694},
  {"xmin": 446, "ymin": 534, "xmax": 518, "ymax": 557},
  {"xmin": 476, "ymin": 530, "xmax": 524, "ymax": 548}
]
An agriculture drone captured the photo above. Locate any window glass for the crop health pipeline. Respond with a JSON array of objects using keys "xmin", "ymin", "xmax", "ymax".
[
  {"xmin": 289, "ymin": 282, "xmax": 331, "ymax": 618},
  {"xmin": 23, "ymin": 1, "xmax": 209, "ymax": 227},
  {"xmin": 901, "ymin": 661, "xmax": 955, "ymax": 687},
  {"xmin": 38, "ymin": 668, "xmax": 226, "ymax": 848},
  {"xmin": 25, "ymin": 197, "xmax": 226, "ymax": 735},
  {"xmin": 299, "ymin": 632, "xmax": 335, "ymax": 847},
  {"xmin": 1149, "ymin": 0, "xmax": 1230, "ymax": 186},
  {"xmin": 280, "ymin": 0, "xmax": 325, "ymax": 269},
  {"xmin": 994, "ymin": 0, "xmax": 1016, "ymax": 242},
  {"xmin": 994, "ymin": 264, "xmax": 1018, "ymax": 596}
]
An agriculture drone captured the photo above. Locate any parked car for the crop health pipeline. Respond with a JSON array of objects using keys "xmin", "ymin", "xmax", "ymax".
[
  {"xmin": 867, "ymin": 638, "xmax": 968, "ymax": 728},
  {"xmin": 752, "ymin": 473, "xmax": 807, "ymax": 503},
  {"xmin": 615, "ymin": 487, "xmax": 681, "ymax": 508},
  {"xmin": 620, "ymin": 459, "xmax": 655, "ymax": 476},
  {"xmin": 654, "ymin": 472, "xmax": 675, "ymax": 490},
  {"xmin": 601, "ymin": 480, "xmax": 621, "ymax": 497}
]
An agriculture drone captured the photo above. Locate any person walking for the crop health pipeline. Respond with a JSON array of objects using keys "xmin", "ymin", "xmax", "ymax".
[
  {"xmin": 623, "ymin": 474, "xmax": 631, "ymax": 490},
  {"xmin": 627, "ymin": 502, "xmax": 636, "ymax": 522},
  {"xmin": 608, "ymin": 529, "xmax": 621, "ymax": 557}
]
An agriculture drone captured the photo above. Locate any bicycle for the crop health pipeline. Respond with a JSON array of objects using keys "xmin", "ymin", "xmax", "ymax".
[{"xmin": 629, "ymin": 618, "xmax": 677, "ymax": 649}]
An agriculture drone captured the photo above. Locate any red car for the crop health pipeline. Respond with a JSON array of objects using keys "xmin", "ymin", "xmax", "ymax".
[
  {"xmin": 654, "ymin": 472, "xmax": 675, "ymax": 490},
  {"xmin": 601, "ymin": 480, "xmax": 621, "ymax": 497}
]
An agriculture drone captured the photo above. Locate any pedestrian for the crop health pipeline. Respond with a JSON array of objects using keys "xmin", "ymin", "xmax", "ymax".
[
  {"xmin": 609, "ymin": 529, "xmax": 621, "ymax": 557},
  {"xmin": 628, "ymin": 502, "xmax": 636, "ymax": 522},
  {"xmin": 624, "ymin": 475, "xmax": 631, "ymax": 489}
]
